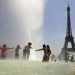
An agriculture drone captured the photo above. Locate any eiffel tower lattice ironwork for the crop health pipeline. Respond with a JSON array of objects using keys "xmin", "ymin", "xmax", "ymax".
[
  {"xmin": 63, "ymin": 4, "xmax": 75, "ymax": 51},
  {"xmin": 59, "ymin": 3, "xmax": 75, "ymax": 59}
]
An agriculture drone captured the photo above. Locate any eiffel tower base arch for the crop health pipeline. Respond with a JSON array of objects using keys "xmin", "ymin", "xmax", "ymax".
[{"xmin": 59, "ymin": 48, "xmax": 75, "ymax": 60}]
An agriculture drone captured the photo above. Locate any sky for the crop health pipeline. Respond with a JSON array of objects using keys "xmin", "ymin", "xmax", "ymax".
[
  {"xmin": 0, "ymin": 0, "xmax": 75, "ymax": 57},
  {"xmin": 43, "ymin": 0, "xmax": 75, "ymax": 55}
]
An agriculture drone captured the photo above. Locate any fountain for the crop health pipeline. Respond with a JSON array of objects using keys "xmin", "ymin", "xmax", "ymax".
[{"xmin": 0, "ymin": 0, "xmax": 45, "ymax": 60}]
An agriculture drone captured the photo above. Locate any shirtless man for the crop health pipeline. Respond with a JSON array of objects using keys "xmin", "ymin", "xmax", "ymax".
[{"xmin": 36, "ymin": 44, "xmax": 48, "ymax": 62}]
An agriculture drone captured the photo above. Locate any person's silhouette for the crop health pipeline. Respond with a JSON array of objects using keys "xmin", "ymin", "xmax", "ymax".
[
  {"xmin": 15, "ymin": 45, "xmax": 21, "ymax": 59},
  {"xmin": 23, "ymin": 42, "xmax": 32, "ymax": 60},
  {"xmin": 0, "ymin": 44, "xmax": 13, "ymax": 59},
  {"xmin": 70, "ymin": 55, "xmax": 74, "ymax": 62},
  {"xmin": 46, "ymin": 45, "xmax": 51, "ymax": 62},
  {"xmin": 36, "ymin": 44, "xmax": 48, "ymax": 62}
]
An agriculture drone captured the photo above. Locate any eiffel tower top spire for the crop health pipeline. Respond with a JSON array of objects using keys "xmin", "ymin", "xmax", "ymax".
[
  {"xmin": 66, "ymin": 0, "xmax": 72, "ymax": 37},
  {"xmin": 68, "ymin": 0, "xmax": 70, "ymax": 6}
]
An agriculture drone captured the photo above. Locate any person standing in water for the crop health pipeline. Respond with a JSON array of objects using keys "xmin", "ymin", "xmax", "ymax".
[
  {"xmin": 70, "ymin": 55, "xmax": 74, "ymax": 62},
  {"xmin": 64, "ymin": 52, "xmax": 69, "ymax": 62},
  {"xmin": 23, "ymin": 42, "xmax": 32, "ymax": 60},
  {"xmin": 46, "ymin": 45, "xmax": 51, "ymax": 62},
  {"xmin": 51, "ymin": 54, "xmax": 55, "ymax": 61},
  {"xmin": 15, "ymin": 45, "xmax": 21, "ymax": 59},
  {"xmin": 0, "ymin": 44, "xmax": 13, "ymax": 59},
  {"xmin": 36, "ymin": 44, "xmax": 48, "ymax": 62}
]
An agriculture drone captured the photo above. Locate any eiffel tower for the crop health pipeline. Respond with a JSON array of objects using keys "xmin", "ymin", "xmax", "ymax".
[{"xmin": 59, "ymin": 2, "xmax": 75, "ymax": 59}]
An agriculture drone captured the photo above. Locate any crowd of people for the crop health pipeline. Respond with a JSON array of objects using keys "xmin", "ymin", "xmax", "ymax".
[
  {"xmin": 0, "ymin": 42, "xmax": 32, "ymax": 60},
  {"xmin": 64, "ymin": 52, "xmax": 75, "ymax": 62},
  {"xmin": 0, "ymin": 42, "xmax": 52, "ymax": 62},
  {"xmin": 0, "ymin": 43, "xmax": 75, "ymax": 62}
]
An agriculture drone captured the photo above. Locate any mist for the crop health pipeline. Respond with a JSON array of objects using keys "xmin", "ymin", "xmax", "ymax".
[{"xmin": 0, "ymin": 0, "xmax": 45, "ymax": 60}]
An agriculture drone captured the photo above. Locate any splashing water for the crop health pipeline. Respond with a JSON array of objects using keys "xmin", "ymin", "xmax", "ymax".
[
  {"xmin": 29, "ymin": 49, "xmax": 37, "ymax": 61},
  {"xmin": 0, "ymin": 0, "xmax": 45, "ymax": 60}
]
